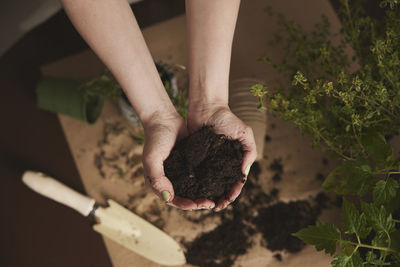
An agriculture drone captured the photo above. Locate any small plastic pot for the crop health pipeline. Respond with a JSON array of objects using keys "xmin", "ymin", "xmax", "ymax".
[{"xmin": 36, "ymin": 77, "xmax": 104, "ymax": 124}]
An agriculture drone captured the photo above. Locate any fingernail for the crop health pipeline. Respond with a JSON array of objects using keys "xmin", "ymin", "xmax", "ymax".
[
  {"xmin": 200, "ymin": 206, "xmax": 211, "ymax": 210},
  {"xmin": 245, "ymin": 164, "xmax": 252, "ymax": 176},
  {"xmin": 161, "ymin": 191, "xmax": 171, "ymax": 202}
]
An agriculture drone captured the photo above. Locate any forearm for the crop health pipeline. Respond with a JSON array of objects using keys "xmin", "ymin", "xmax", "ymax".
[
  {"xmin": 185, "ymin": 0, "xmax": 240, "ymax": 109},
  {"xmin": 61, "ymin": 0, "xmax": 176, "ymax": 123}
]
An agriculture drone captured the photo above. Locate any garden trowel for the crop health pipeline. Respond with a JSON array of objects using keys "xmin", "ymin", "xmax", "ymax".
[{"xmin": 22, "ymin": 171, "xmax": 186, "ymax": 266}]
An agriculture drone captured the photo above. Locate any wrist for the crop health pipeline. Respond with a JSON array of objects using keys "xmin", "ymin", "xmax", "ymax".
[
  {"xmin": 188, "ymin": 86, "xmax": 228, "ymax": 114},
  {"xmin": 140, "ymin": 105, "xmax": 181, "ymax": 129},
  {"xmin": 187, "ymin": 101, "xmax": 229, "ymax": 130},
  {"xmin": 187, "ymin": 82, "xmax": 229, "ymax": 129}
]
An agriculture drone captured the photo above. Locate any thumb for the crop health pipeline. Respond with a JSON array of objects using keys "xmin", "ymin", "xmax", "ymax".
[
  {"xmin": 239, "ymin": 126, "xmax": 258, "ymax": 179},
  {"xmin": 144, "ymin": 174, "xmax": 175, "ymax": 203},
  {"xmin": 143, "ymin": 157, "xmax": 175, "ymax": 203}
]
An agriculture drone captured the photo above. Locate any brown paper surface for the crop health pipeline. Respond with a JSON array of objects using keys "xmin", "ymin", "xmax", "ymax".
[{"xmin": 42, "ymin": 1, "xmax": 345, "ymax": 266}]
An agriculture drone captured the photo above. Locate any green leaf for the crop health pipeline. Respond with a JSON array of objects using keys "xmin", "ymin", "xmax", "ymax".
[
  {"xmin": 358, "ymin": 213, "xmax": 372, "ymax": 239},
  {"xmin": 341, "ymin": 242, "xmax": 356, "ymax": 256},
  {"xmin": 323, "ymin": 159, "xmax": 376, "ymax": 196},
  {"xmin": 365, "ymin": 250, "xmax": 386, "ymax": 265},
  {"xmin": 365, "ymin": 251, "xmax": 377, "ymax": 263},
  {"xmin": 331, "ymin": 254, "xmax": 363, "ymax": 267},
  {"xmin": 390, "ymin": 229, "xmax": 400, "ymax": 253},
  {"xmin": 341, "ymin": 198, "xmax": 372, "ymax": 239},
  {"xmin": 361, "ymin": 201, "xmax": 395, "ymax": 233},
  {"xmin": 385, "ymin": 189, "xmax": 400, "ymax": 213},
  {"xmin": 361, "ymin": 131, "xmax": 393, "ymax": 165},
  {"xmin": 393, "ymin": 254, "xmax": 400, "ymax": 267},
  {"xmin": 292, "ymin": 221, "xmax": 340, "ymax": 255},
  {"xmin": 371, "ymin": 230, "xmax": 388, "ymax": 247},
  {"xmin": 373, "ymin": 178, "xmax": 400, "ymax": 206},
  {"xmin": 342, "ymin": 198, "xmax": 361, "ymax": 234}
]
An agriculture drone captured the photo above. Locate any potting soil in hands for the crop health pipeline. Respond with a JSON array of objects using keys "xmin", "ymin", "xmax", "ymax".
[{"xmin": 164, "ymin": 126, "xmax": 244, "ymax": 202}]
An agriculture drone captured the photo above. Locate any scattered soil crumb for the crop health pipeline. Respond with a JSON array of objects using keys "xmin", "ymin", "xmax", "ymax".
[
  {"xmin": 272, "ymin": 173, "xmax": 281, "ymax": 182},
  {"xmin": 265, "ymin": 135, "xmax": 271, "ymax": 142},
  {"xmin": 94, "ymin": 121, "xmax": 144, "ymax": 181},
  {"xmin": 98, "ymin": 121, "xmax": 125, "ymax": 146},
  {"xmin": 270, "ymin": 188, "xmax": 280, "ymax": 198},
  {"xmin": 269, "ymin": 158, "xmax": 283, "ymax": 174},
  {"xmin": 131, "ymin": 167, "xmax": 144, "ymax": 179},
  {"xmin": 94, "ymin": 151, "xmax": 105, "ymax": 178},
  {"xmin": 270, "ymin": 158, "xmax": 283, "ymax": 182},
  {"xmin": 316, "ymin": 172, "xmax": 324, "ymax": 181},
  {"xmin": 322, "ymin": 157, "xmax": 329, "ymax": 166},
  {"xmin": 274, "ymin": 253, "xmax": 283, "ymax": 261}
]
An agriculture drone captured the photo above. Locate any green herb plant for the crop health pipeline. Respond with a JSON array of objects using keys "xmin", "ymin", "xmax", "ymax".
[
  {"xmin": 80, "ymin": 68, "xmax": 188, "ymax": 119},
  {"xmin": 251, "ymin": 0, "xmax": 400, "ymax": 265}
]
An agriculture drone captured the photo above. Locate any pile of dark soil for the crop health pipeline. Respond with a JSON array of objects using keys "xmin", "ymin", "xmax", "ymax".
[
  {"xmin": 185, "ymin": 219, "xmax": 252, "ymax": 267},
  {"xmin": 185, "ymin": 198, "xmax": 323, "ymax": 267},
  {"xmin": 164, "ymin": 126, "xmax": 244, "ymax": 201},
  {"xmin": 254, "ymin": 200, "xmax": 319, "ymax": 252},
  {"xmin": 184, "ymin": 157, "xmax": 329, "ymax": 266}
]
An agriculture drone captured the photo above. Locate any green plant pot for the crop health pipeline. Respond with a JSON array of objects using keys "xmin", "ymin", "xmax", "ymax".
[{"xmin": 36, "ymin": 77, "xmax": 104, "ymax": 124}]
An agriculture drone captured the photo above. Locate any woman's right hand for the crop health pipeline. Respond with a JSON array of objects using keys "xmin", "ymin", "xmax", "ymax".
[{"xmin": 142, "ymin": 111, "xmax": 215, "ymax": 210}]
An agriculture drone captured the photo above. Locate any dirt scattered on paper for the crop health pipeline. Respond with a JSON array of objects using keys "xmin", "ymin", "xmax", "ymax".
[
  {"xmin": 93, "ymin": 120, "xmax": 144, "ymax": 182},
  {"xmin": 90, "ymin": 119, "xmax": 336, "ymax": 267}
]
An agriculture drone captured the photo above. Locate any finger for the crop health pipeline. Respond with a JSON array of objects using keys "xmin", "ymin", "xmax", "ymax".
[
  {"xmin": 214, "ymin": 198, "xmax": 230, "ymax": 212},
  {"xmin": 239, "ymin": 126, "xmax": 257, "ymax": 176},
  {"xmin": 144, "ymin": 173, "xmax": 175, "ymax": 202},
  {"xmin": 143, "ymin": 154, "xmax": 176, "ymax": 200},
  {"xmin": 194, "ymin": 198, "xmax": 215, "ymax": 209},
  {"xmin": 169, "ymin": 196, "xmax": 198, "ymax": 210},
  {"xmin": 144, "ymin": 160, "xmax": 199, "ymax": 210},
  {"xmin": 226, "ymin": 180, "xmax": 246, "ymax": 202},
  {"xmin": 213, "ymin": 180, "xmax": 244, "ymax": 211}
]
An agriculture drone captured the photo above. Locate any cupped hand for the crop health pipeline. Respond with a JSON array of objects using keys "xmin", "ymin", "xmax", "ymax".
[
  {"xmin": 187, "ymin": 104, "xmax": 257, "ymax": 211},
  {"xmin": 142, "ymin": 111, "xmax": 215, "ymax": 210}
]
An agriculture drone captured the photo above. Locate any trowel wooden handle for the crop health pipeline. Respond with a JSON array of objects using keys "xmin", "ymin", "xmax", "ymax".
[{"xmin": 22, "ymin": 171, "xmax": 95, "ymax": 216}]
